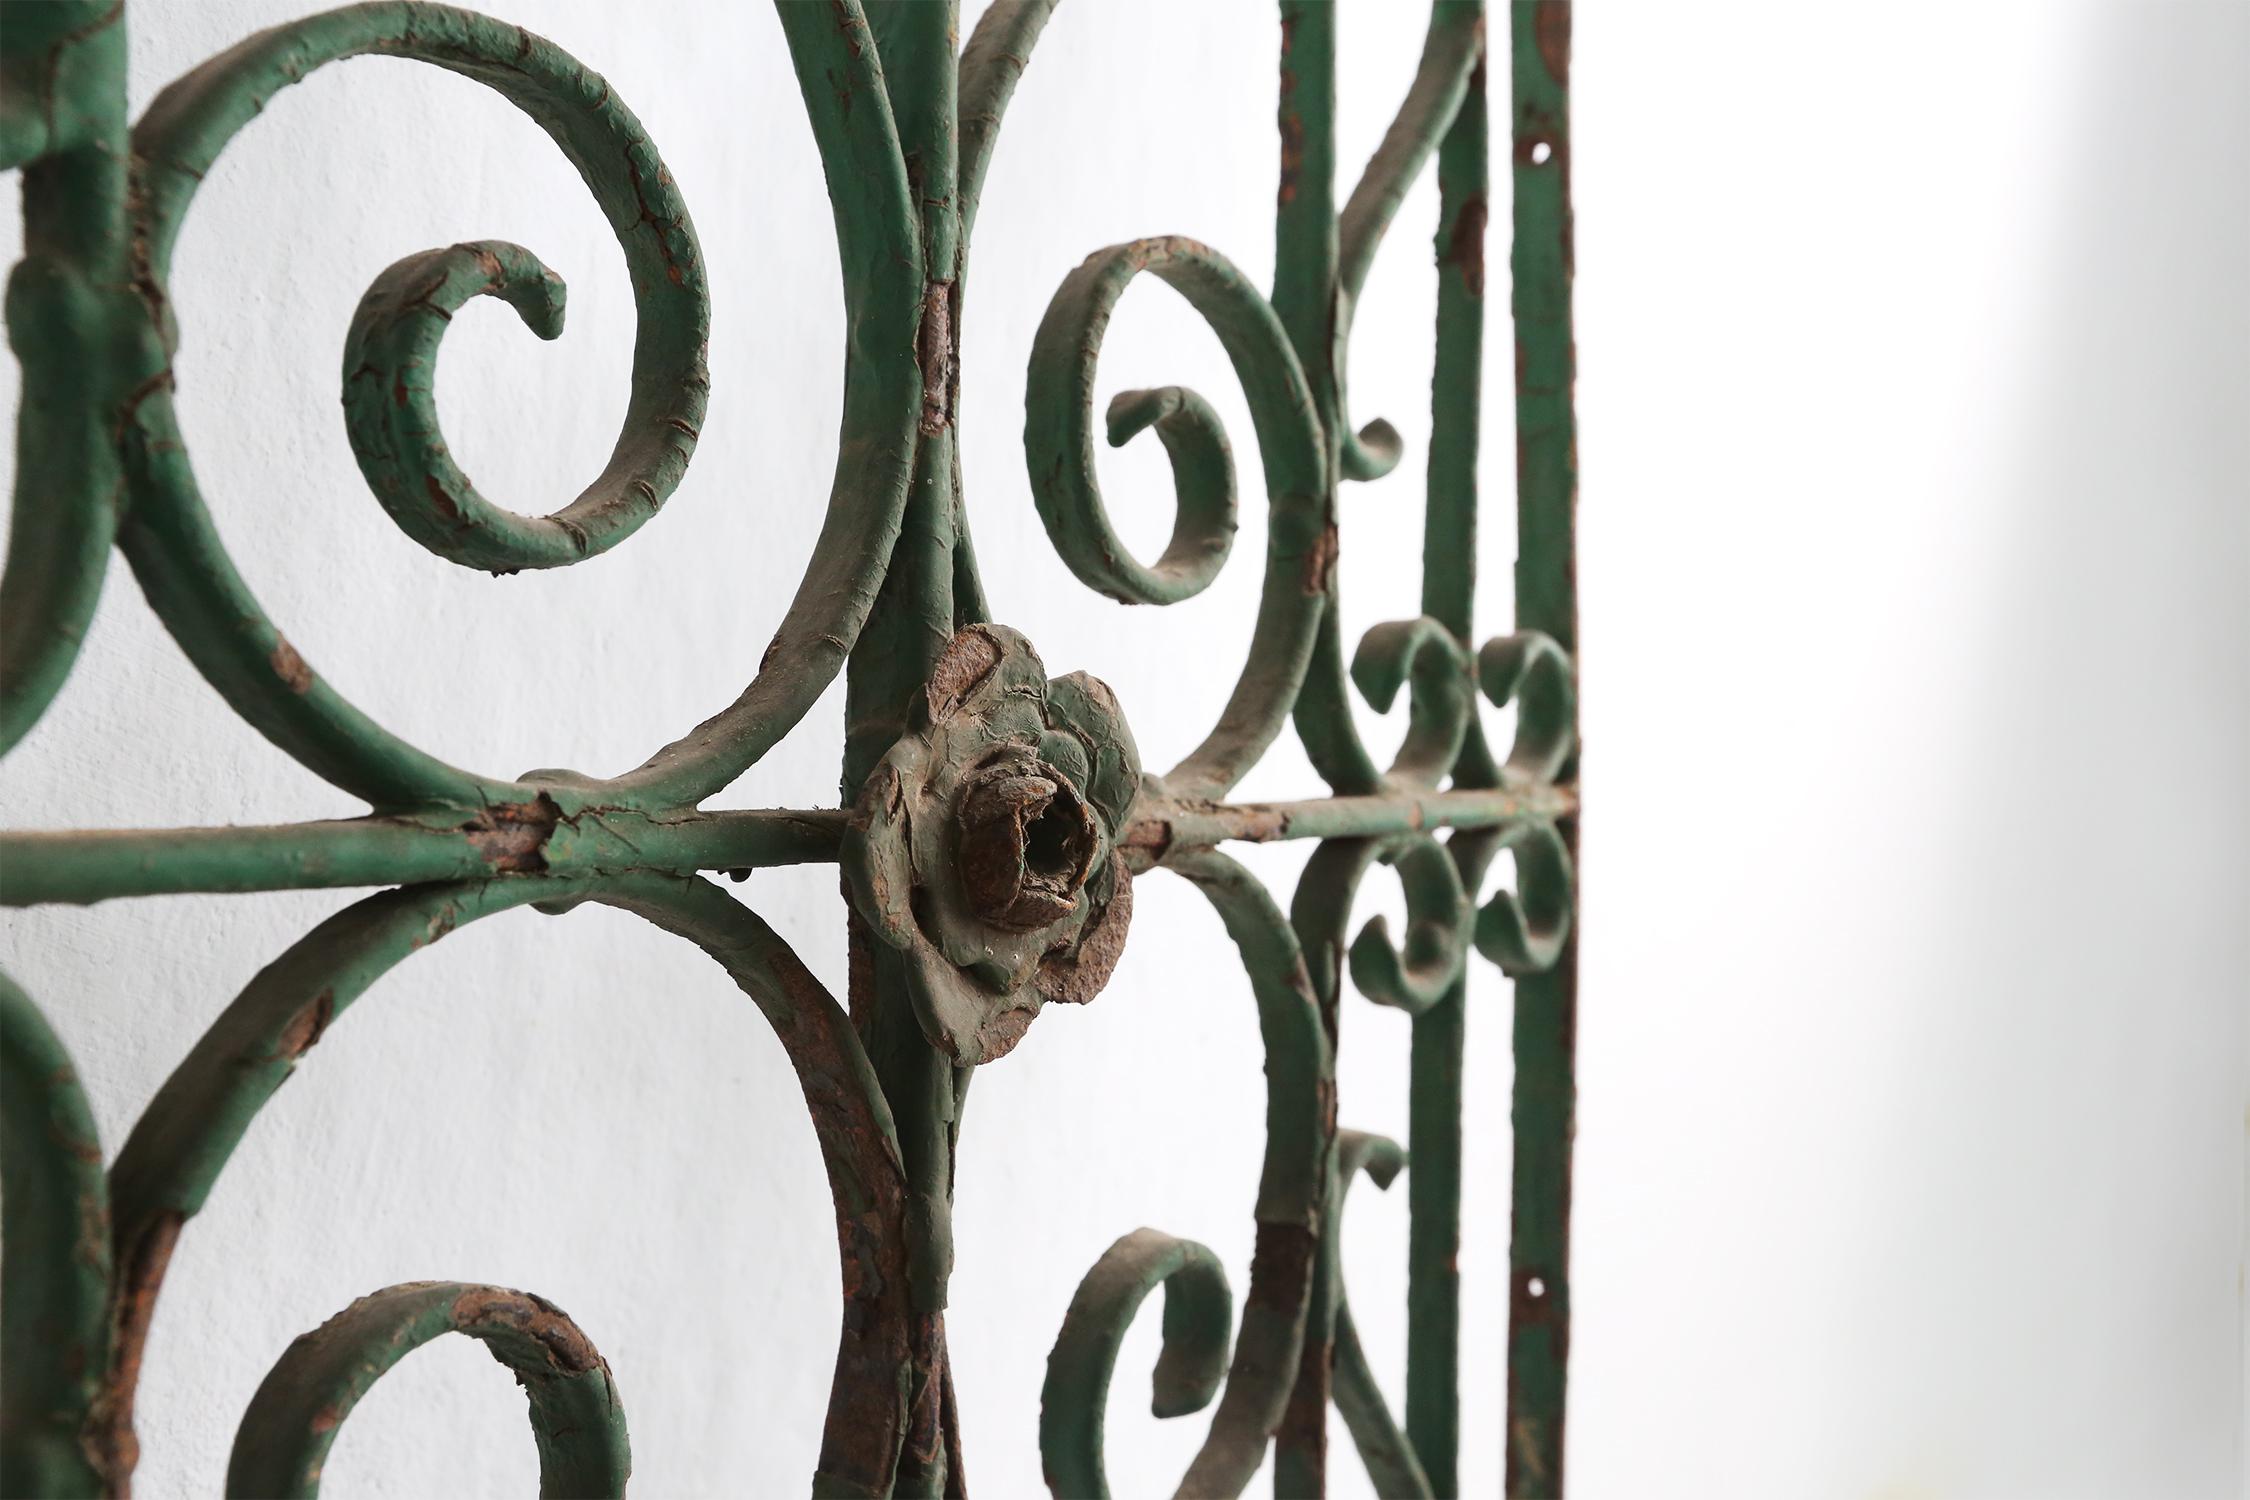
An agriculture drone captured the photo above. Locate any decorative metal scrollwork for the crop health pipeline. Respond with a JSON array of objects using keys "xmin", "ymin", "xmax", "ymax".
[
  {"xmin": 228, "ymin": 1281, "xmax": 631, "ymax": 1500},
  {"xmin": 0, "ymin": 1, "xmax": 1582, "ymax": 1495}
]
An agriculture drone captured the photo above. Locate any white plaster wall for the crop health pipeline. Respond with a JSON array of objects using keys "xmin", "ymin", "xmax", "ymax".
[{"xmin": 1, "ymin": 2, "xmax": 2243, "ymax": 1497}]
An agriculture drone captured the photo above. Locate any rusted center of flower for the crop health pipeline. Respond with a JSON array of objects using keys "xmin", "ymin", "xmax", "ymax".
[{"xmin": 955, "ymin": 762, "xmax": 1101, "ymax": 930}]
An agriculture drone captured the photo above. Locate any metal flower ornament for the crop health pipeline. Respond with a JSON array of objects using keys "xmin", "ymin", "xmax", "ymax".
[
  {"xmin": 844, "ymin": 624, "xmax": 1141, "ymax": 1064},
  {"xmin": 0, "ymin": 0, "xmax": 1582, "ymax": 1496}
]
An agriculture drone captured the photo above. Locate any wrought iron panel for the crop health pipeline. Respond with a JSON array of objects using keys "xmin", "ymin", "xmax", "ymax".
[{"xmin": 0, "ymin": 1, "xmax": 1580, "ymax": 1494}]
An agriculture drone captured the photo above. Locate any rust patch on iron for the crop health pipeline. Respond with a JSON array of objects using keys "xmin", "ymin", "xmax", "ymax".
[
  {"xmin": 1446, "ymin": 193, "xmax": 1488, "ymax": 298},
  {"xmin": 829, "ymin": 0, "xmax": 865, "ymax": 60},
  {"xmin": 274, "ymin": 988, "xmax": 335, "ymax": 1061},
  {"xmin": 1245, "ymin": 1218, "xmax": 1318, "ymax": 1316},
  {"xmin": 460, "ymin": 793, "xmax": 561, "ymax": 873},
  {"xmin": 1303, "ymin": 522, "xmax": 1340, "ymax": 594},
  {"xmin": 451, "ymin": 1286, "xmax": 601, "ymax": 1374},
  {"xmin": 1036, "ymin": 857, "xmax": 1134, "ymax": 1005},
  {"xmin": 423, "ymin": 473, "xmax": 461, "ymax": 522},
  {"xmin": 923, "ymin": 628, "xmax": 1002, "ymax": 724},
  {"xmin": 43, "ymin": 1066, "xmax": 101, "ymax": 1165},
  {"xmin": 844, "ymin": 889, "xmax": 879, "ymax": 1034},
  {"xmin": 956, "ymin": 769, "xmax": 1096, "ymax": 930},
  {"xmin": 91, "ymin": 1210, "xmax": 185, "ymax": 1492},
  {"xmin": 917, "ymin": 280, "xmax": 956, "ymax": 436},
  {"xmin": 971, "ymin": 1004, "xmax": 1038, "ymax": 1063},
  {"xmin": 72, "ymin": 1169, "xmax": 107, "ymax": 1284},
  {"xmin": 898, "ymin": 1313, "xmax": 950, "ymax": 1482},
  {"xmin": 268, "ymin": 638, "xmax": 313, "ymax": 695},
  {"xmin": 621, "ymin": 151, "xmax": 691, "ymax": 288},
  {"xmin": 1212, "ymin": 800, "xmax": 1291, "ymax": 842},
  {"xmin": 940, "ymin": 1359, "xmax": 968, "ymax": 1500},
  {"xmin": 1535, "ymin": 2, "xmax": 1572, "ymax": 86},
  {"xmin": 786, "ymin": 910, "xmax": 924, "ymax": 1484},
  {"xmin": 1278, "ymin": 1324, "xmax": 1334, "ymax": 1480},
  {"xmin": 417, "ymin": 901, "xmax": 462, "ymax": 949},
  {"xmin": 113, "ymin": 365, "xmax": 176, "ymax": 447},
  {"xmin": 1119, "ymin": 815, "xmax": 1174, "ymax": 851}
]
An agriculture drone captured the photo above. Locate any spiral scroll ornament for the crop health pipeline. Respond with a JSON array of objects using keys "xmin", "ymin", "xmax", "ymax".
[
  {"xmin": 1026, "ymin": 234, "xmax": 1328, "ymax": 801},
  {"xmin": 227, "ymin": 1282, "xmax": 631, "ymax": 1499},
  {"xmin": 114, "ymin": 3, "xmax": 713, "ymax": 809}
]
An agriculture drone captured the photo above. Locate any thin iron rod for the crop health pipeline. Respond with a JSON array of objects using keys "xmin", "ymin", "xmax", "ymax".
[
  {"xmin": 1408, "ymin": 5, "xmax": 1492, "ymax": 1488},
  {"xmin": 1127, "ymin": 784, "xmax": 1572, "ymax": 861}
]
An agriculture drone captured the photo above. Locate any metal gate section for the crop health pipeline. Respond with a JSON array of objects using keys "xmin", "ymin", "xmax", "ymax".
[{"xmin": 0, "ymin": 1, "xmax": 1580, "ymax": 1494}]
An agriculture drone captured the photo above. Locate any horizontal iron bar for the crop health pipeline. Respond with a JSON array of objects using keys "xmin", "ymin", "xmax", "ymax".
[
  {"xmin": 0, "ymin": 785, "xmax": 1576, "ymax": 906},
  {"xmin": 0, "ymin": 807, "xmax": 850, "ymax": 907},
  {"xmin": 1125, "ymin": 784, "xmax": 1577, "ymax": 869}
]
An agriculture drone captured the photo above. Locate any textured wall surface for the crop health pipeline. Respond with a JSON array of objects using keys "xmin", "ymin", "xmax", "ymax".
[{"xmin": 1, "ymin": 2, "xmax": 2243, "ymax": 1497}]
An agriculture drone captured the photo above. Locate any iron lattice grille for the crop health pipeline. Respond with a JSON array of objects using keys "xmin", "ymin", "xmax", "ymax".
[{"xmin": 0, "ymin": 1, "xmax": 1580, "ymax": 1496}]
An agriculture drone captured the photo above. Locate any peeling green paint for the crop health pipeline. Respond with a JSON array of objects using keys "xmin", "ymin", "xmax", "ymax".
[
  {"xmin": 0, "ymin": 1, "xmax": 1580, "ymax": 1495},
  {"xmin": 225, "ymin": 1281, "xmax": 631, "ymax": 1499}
]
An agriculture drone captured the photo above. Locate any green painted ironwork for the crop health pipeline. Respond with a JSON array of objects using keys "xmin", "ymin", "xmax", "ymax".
[{"xmin": 0, "ymin": 1, "xmax": 1580, "ymax": 1494}]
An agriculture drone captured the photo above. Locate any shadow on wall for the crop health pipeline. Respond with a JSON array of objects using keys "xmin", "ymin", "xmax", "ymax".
[
  {"xmin": 1879, "ymin": 3, "xmax": 2249, "ymax": 1495},
  {"xmin": 1568, "ymin": 1, "xmax": 2246, "ymax": 1496}
]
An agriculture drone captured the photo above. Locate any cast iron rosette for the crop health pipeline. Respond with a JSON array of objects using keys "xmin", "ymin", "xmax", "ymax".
[{"xmin": 842, "ymin": 625, "xmax": 1142, "ymax": 1064}]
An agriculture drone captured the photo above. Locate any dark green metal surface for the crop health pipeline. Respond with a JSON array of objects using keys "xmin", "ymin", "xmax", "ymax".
[
  {"xmin": 0, "ymin": 1, "xmax": 1581, "ymax": 1494},
  {"xmin": 1502, "ymin": 7, "xmax": 1580, "ymax": 1494},
  {"xmin": 225, "ymin": 1281, "xmax": 633, "ymax": 1499}
]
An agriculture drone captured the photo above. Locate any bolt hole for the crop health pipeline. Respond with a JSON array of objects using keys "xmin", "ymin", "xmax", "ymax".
[
  {"xmin": 1527, "ymin": 1276, "xmax": 1546, "ymax": 1298},
  {"xmin": 1530, "ymin": 140, "xmax": 1552, "ymax": 166},
  {"xmin": 1023, "ymin": 795, "xmax": 1082, "ymax": 879}
]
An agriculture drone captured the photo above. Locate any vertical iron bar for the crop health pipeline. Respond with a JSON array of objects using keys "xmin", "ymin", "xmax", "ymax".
[
  {"xmin": 848, "ymin": 6, "xmax": 966, "ymax": 1494},
  {"xmin": 1406, "ymin": 970, "xmax": 1469, "ymax": 1500},
  {"xmin": 1407, "ymin": 8, "xmax": 1490, "ymax": 1493},
  {"xmin": 1503, "ymin": 3, "xmax": 1578, "ymax": 1496},
  {"xmin": 0, "ymin": 977, "xmax": 111, "ymax": 1499},
  {"xmin": 0, "ymin": 1, "xmax": 141, "ymax": 756},
  {"xmin": 952, "ymin": 0, "xmax": 1058, "ymax": 630},
  {"xmin": 1272, "ymin": 3, "xmax": 1342, "ymax": 1494},
  {"xmin": 1272, "ymin": 0, "xmax": 1342, "ymax": 431}
]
